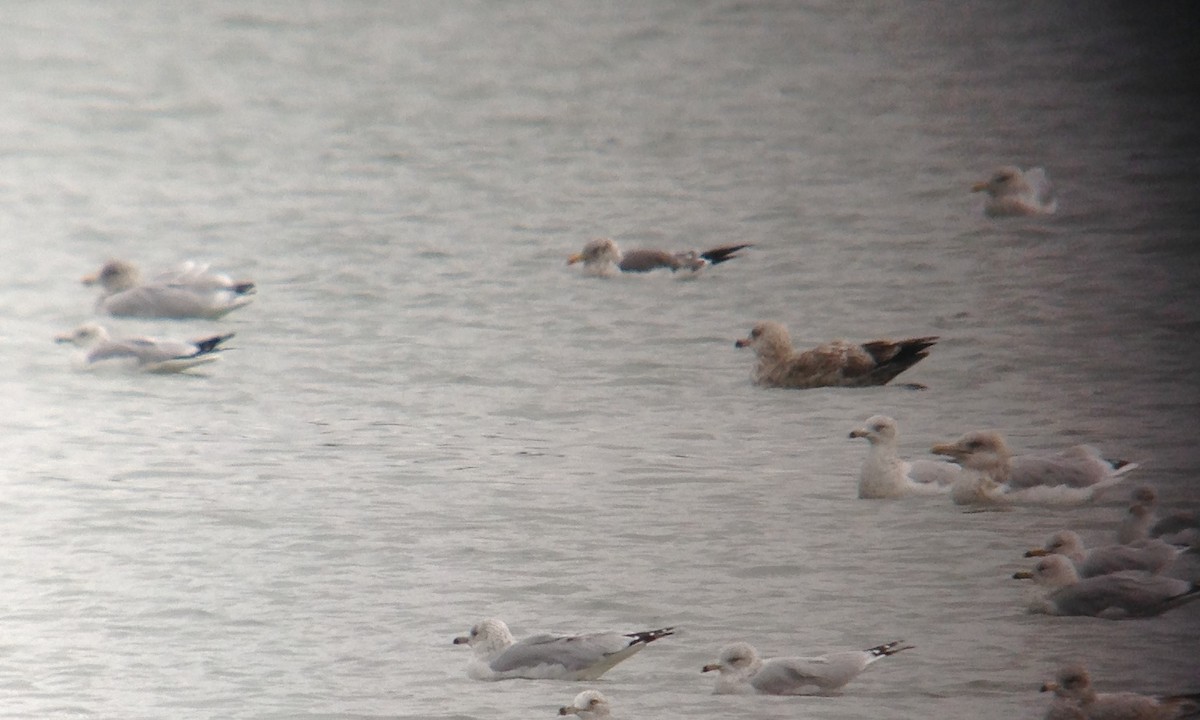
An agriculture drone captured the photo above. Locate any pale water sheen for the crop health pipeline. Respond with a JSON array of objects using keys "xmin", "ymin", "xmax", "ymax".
[{"xmin": 2, "ymin": 2, "xmax": 1198, "ymax": 719}]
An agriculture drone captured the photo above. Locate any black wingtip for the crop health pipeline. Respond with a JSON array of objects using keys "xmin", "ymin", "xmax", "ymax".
[
  {"xmin": 699, "ymin": 244, "xmax": 752, "ymax": 265},
  {"xmin": 193, "ymin": 333, "xmax": 236, "ymax": 354},
  {"xmin": 625, "ymin": 627, "xmax": 676, "ymax": 645},
  {"xmin": 867, "ymin": 640, "xmax": 914, "ymax": 657}
]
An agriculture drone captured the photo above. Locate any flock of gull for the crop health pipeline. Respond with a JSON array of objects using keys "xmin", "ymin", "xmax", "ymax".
[{"xmin": 56, "ymin": 167, "xmax": 1199, "ymax": 718}]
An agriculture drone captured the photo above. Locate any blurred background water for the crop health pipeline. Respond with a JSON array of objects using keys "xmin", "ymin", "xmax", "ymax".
[{"xmin": 1, "ymin": 2, "xmax": 1198, "ymax": 718}]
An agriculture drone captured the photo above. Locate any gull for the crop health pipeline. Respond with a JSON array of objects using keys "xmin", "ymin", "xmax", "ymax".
[
  {"xmin": 558, "ymin": 690, "xmax": 611, "ymax": 719},
  {"xmin": 1012, "ymin": 554, "xmax": 1200, "ymax": 619},
  {"xmin": 566, "ymin": 237, "xmax": 751, "ymax": 276},
  {"xmin": 55, "ymin": 323, "xmax": 233, "ymax": 373},
  {"xmin": 84, "ymin": 259, "xmax": 255, "ymax": 319},
  {"xmin": 735, "ymin": 321, "xmax": 937, "ymax": 389},
  {"xmin": 1040, "ymin": 663, "xmax": 1200, "ymax": 720},
  {"xmin": 971, "ymin": 165, "xmax": 1057, "ymax": 217},
  {"xmin": 1024, "ymin": 530, "xmax": 1184, "ymax": 577},
  {"xmin": 1117, "ymin": 487, "xmax": 1200, "ymax": 546},
  {"xmin": 701, "ymin": 640, "xmax": 913, "ymax": 695},
  {"xmin": 849, "ymin": 415, "xmax": 960, "ymax": 498},
  {"xmin": 83, "ymin": 259, "xmax": 256, "ymax": 294},
  {"xmin": 931, "ymin": 431, "xmax": 1136, "ymax": 506},
  {"xmin": 452, "ymin": 618, "xmax": 674, "ymax": 681}
]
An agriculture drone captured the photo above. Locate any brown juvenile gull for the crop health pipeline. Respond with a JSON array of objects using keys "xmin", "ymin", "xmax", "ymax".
[
  {"xmin": 735, "ymin": 321, "xmax": 937, "ymax": 389},
  {"xmin": 1040, "ymin": 663, "xmax": 1200, "ymax": 720},
  {"xmin": 931, "ymin": 431, "xmax": 1137, "ymax": 506},
  {"xmin": 83, "ymin": 259, "xmax": 255, "ymax": 319},
  {"xmin": 701, "ymin": 640, "xmax": 913, "ymax": 695},
  {"xmin": 558, "ymin": 690, "xmax": 611, "ymax": 719},
  {"xmin": 452, "ymin": 618, "xmax": 674, "ymax": 681},
  {"xmin": 1012, "ymin": 554, "xmax": 1200, "ymax": 619},
  {"xmin": 1024, "ymin": 530, "xmax": 1185, "ymax": 578},
  {"xmin": 55, "ymin": 323, "xmax": 234, "ymax": 373},
  {"xmin": 971, "ymin": 165, "xmax": 1058, "ymax": 217},
  {"xmin": 849, "ymin": 415, "xmax": 961, "ymax": 498},
  {"xmin": 566, "ymin": 237, "xmax": 751, "ymax": 276}
]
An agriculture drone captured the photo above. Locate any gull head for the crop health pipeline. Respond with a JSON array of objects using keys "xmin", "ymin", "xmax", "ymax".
[
  {"xmin": 567, "ymin": 238, "xmax": 621, "ymax": 267},
  {"xmin": 1013, "ymin": 554, "xmax": 1079, "ymax": 589},
  {"xmin": 1025, "ymin": 531, "xmax": 1085, "ymax": 563},
  {"xmin": 82, "ymin": 259, "xmax": 141, "ymax": 293},
  {"xmin": 452, "ymin": 618, "xmax": 515, "ymax": 658},
  {"xmin": 735, "ymin": 321, "xmax": 791, "ymax": 356},
  {"xmin": 971, "ymin": 166, "xmax": 1029, "ymax": 198},
  {"xmin": 558, "ymin": 690, "xmax": 611, "ymax": 718},
  {"xmin": 931, "ymin": 431, "xmax": 1011, "ymax": 474},
  {"xmin": 55, "ymin": 323, "xmax": 110, "ymax": 348},
  {"xmin": 1040, "ymin": 663, "xmax": 1093, "ymax": 701},
  {"xmin": 1131, "ymin": 485, "xmax": 1158, "ymax": 505},
  {"xmin": 850, "ymin": 415, "xmax": 899, "ymax": 444},
  {"xmin": 702, "ymin": 641, "xmax": 762, "ymax": 677}
]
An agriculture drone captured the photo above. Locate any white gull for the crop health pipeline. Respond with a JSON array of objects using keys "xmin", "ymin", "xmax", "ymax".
[
  {"xmin": 849, "ymin": 415, "xmax": 960, "ymax": 498},
  {"xmin": 55, "ymin": 323, "xmax": 234, "ymax": 373},
  {"xmin": 701, "ymin": 640, "xmax": 912, "ymax": 695},
  {"xmin": 452, "ymin": 618, "xmax": 674, "ymax": 681}
]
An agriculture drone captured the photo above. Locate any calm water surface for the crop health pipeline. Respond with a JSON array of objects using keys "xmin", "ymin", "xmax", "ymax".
[{"xmin": 2, "ymin": 2, "xmax": 1198, "ymax": 719}]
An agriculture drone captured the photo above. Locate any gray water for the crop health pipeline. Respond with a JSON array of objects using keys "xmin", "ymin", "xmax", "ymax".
[{"xmin": 3, "ymin": 2, "xmax": 1199, "ymax": 719}]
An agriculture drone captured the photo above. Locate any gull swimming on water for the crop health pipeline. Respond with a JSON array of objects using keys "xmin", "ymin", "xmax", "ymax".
[
  {"xmin": 735, "ymin": 321, "xmax": 937, "ymax": 389},
  {"xmin": 701, "ymin": 640, "xmax": 913, "ymax": 695},
  {"xmin": 1024, "ymin": 530, "xmax": 1184, "ymax": 578},
  {"xmin": 1012, "ymin": 554, "xmax": 1200, "ymax": 619},
  {"xmin": 566, "ymin": 237, "xmax": 751, "ymax": 276},
  {"xmin": 971, "ymin": 165, "xmax": 1058, "ymax": 216},
  {"xmin": 84, "ymin": 259, "xmax": 255, "ymax": 319},
  {"xmin": 55, "ymin": 323, "xmax": 234, "ymax": 373},
  {"xmin": 1117, "ymin": 487, "xmax": 1200, "ymax": 546},
  {"xmin": 849, "ymin": 415, "xmax": 960, "ymax": 498},
  {"xmin": 1040, "ymin": 663, "xmax": 1200, "ymax": 720},
  {"xmin": 931, "ymin": 431, "xmax": 1136, "ymax": 506},
  {"xmin": 558, "ymin": 690, "xmax": 611, "ymax": 718},
  {"xmin": 452, "ymin": 618, "xmax": 674, "ymax": 681}
]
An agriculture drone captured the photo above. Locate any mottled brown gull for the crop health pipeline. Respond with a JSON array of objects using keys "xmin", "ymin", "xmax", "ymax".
[
  {"xmin": 735, "ymin": 321, "xmax": 937, "ymax": 389},
  {"xmin": 849, "ymin": 415, "xmax": 961, "ymax": 498},
  {"xmin": 1041, "ymin": 663, "xmax": 1200, "ymax": 720},
  {"xmin": 1012, "ymin": 554, "xmax": 1199, "ymax": 619},
  {"xmin": 558, "ymin": 690, "xmax": 611, "ymax": 718},
  {"xmin": 452, "ymin": 618, "xmax": 674, "ymax": 681},
  {"xmin": 972, "ymin": 165, "xmax": 1058, "ymax": 216},
  {"xmin": 83, "ymin": 259, "xmax": 255, "ymax": 319},
  {"xmin": 1024, "ymin": 530, "xmax": 1184, "ymax": 577},
  {"xmin": 931, "ymin": 431, "xmax": 1137, "ymax": 506},
  {"xmin": 55, "ymin": 323, "xmax": 234, "ymax": 373},
  {"xmin": 701, "ymin": 640, "xmax": 913, "ymax": 695},
  {"xmin": 566, "ymin": 237, "xmax": 751, "ymax": 276}
]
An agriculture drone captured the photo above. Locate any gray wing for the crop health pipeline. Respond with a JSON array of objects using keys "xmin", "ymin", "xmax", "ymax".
[
  {"xmin": 617, "ymin": 249, "xmax": 679, "ymax": 272},
  {"xmin": 1079, "ymin": 542, "xmax": 1175, "ymax": 577},
  {"xmin": 100, "ymin": 285, "xmax": 249, "ymax": 319},
  {"xmin": 489, "ymin": 632, "xmax": 627, "ymax": 673},
  {"xmin": 906, "ymin": 459, "xmax": 962, "ymax": 486},
  {"xmin": 751, "ymin": 655, "xmax": 858, "ymax": 695},
  {"xmin": 1050, "ymin": 573, "xmax": 1192, "ymax": 617},
  {"xmin": 1009, "ymin": 447, "xmax": 1109, "ymax": 489},
  {"xmin": 87, "ymin": 337, "xmax": 195, "ymax": 364}
]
